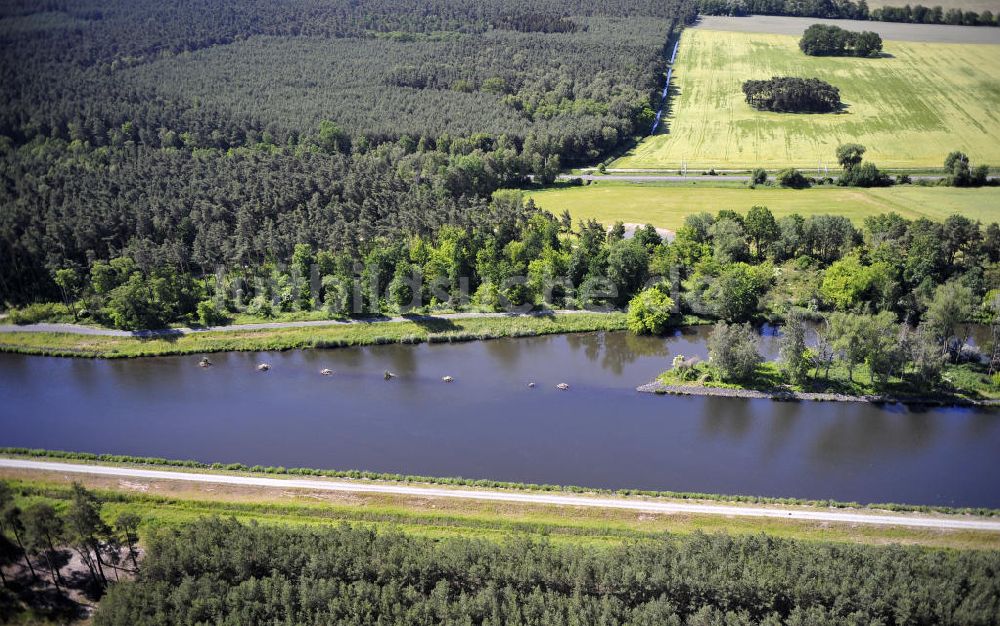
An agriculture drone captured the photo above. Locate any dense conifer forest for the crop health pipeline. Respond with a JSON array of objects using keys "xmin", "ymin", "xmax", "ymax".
[
  {"xmin": 92, "ymin": 517, "xmax": 1000, "ymax": 625},
  {"xmin": 0, "ymin": 0, "xmax": 696, "ymax": 306}
]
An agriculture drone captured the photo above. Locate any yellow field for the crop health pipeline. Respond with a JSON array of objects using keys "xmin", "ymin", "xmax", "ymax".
[
  {"xmin": 615, "ymin": 29, "xmax": 1000, "ymax": 169},
  {"xmin": 528, "ymin": 182, "xmax": 1000, "ymax": 232}
]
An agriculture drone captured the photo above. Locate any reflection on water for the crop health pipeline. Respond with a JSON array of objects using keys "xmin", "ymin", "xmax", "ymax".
[
  {"xmin": 703, "ymin": 397, "xmax": 756, "ymax": 440},
  {"xmin": 810, "ymin": 410, "xmax": 938, "ymax": 466},
  {"xmin": 1, "ymin": 330, "xmax": 998, "ymax": 507}
]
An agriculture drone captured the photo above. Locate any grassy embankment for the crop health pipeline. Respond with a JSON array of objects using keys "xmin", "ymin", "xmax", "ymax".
[
  {"xmin": 0, "ymin": 312, "xmax": 627, "ymax": 358},
  {"xmin": 614, "ymin": 28, "xmax": 1000, "ymax": 170},
  {"xmin": 4, "ymin": 471, "xmax": 999, "ymax": 552},
  {"xmin": 528, "ymin": 180, "xmax": 1000, "ymax": 232},
  {"xmin": 4, "ymin": 447, "xmax": 999, "ymax": 514},
  {"xmin": 656, "ymin": 359, "xmax": 1000, "ymax": 403}
]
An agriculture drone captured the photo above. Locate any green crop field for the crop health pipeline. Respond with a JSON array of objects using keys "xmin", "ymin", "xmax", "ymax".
[
  {"xmin": 528, "ymin": 182, "xmax": 1000, "ymax": 231},
  {"xmin": 614, "ymin": 28, "xmax": 1000, "ymax": 170}
]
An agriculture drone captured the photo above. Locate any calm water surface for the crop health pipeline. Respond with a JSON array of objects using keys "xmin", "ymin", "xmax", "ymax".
[{"xmin": 1, "ymin": 329, "xmax": 998, "ymax": 507}]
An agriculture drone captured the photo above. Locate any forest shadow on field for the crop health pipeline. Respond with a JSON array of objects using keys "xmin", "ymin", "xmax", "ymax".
[
  {"xmin": 653, "ymin": 82, "xmax": 681, "ymax": 136},
  {"xmin": 133, "ymin": 328, "xmax": 183, "ymax": 343},
  {"xmin": 399, "ymin": 314, "xmax": 459, "ymax": 333},
  {"xmin": 0, "ymin": 565, "xmax": 95, "ymax": 624},
  {"xmin": 759, "ymin": 100, "xmax": 852, "ymax": 115}
]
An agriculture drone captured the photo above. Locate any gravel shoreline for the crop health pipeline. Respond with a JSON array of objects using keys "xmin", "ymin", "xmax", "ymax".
[{"xmin": 637, "ymin": 382, "xmax": 1000, "ymax": 407}]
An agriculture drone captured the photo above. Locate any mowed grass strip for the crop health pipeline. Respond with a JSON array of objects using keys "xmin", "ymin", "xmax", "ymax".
[
  {"xmin": 615, "ymin": 29, "xmax": 1000, "ymax": 169},
  {"xmin": 0, "ymin": 313, "xmax": 627, "ymax": 358},
  {"xmin": 528, "ymin": 183, "xmax": 1000, "ymax": 231}
]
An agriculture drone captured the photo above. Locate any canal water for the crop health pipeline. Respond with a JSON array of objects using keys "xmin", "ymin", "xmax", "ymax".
[{"xmin": 1, "ymin": 329, "xmax": 998, "ymax": 507}]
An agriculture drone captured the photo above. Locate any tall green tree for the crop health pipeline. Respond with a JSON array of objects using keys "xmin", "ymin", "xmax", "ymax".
[
  {"xmin": 907, "ymin": 324, "xmax": 945, "ymax": 387},
  {"xmin": 114, "ymin": 513, "xmax": 141, "ymax": 570},
  {"xmin": 53, "ymin": 268, "xmax": 81, "ymax": 305},
  {"xmin": 924, "ymin": 281, "xmax": 976, "ymax": 361},
  {"xmin": 745, "ymin": 206, "xmax": 779, "ymax": 261},
  {"xmin": 709, "ymin": 218, "xmax": 749, "ymax": 264},
  {"xmin": 836, "ymin": 143, "xmax": 866, "ymax": 170},
  {"xmin": 23, "ymin": 503, "xmax": 65, "ymax": 592},
  {"xmin": 706, "ymin": 263, "xmax": 771, "ymax": 322},
  {"xmin": 857, "ymin": 311, "xmax": 903, "ymax": 386},
  {"xmin": 829, "ymin": 312, "xmax": 866, "ymax": 382},
  {"xmin": 0, "ymin": 483, "xmax": 37, "ymax": 583},
  {"xmin": 626, "ymin": 287, "xmax": 674, "ymax": 335},
  {"xmin": 606, "ymin": 240, "xmax": 648, "ymax": 306},
  {"xmin": 779, "ymin": 311, "xmax": 810, "ymax": 385},
  {"xmin": 707, "ymin": 321, "xmax": 762, "ymax": 382},
  {"xmin": 66, "ymin": 482, "xmax": 112, "ymax": 587}
]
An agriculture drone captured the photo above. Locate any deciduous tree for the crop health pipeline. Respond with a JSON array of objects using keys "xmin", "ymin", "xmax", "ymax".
[{"xmin": 708, "ymin": 321, "xmax": 762, "ymax": 382}]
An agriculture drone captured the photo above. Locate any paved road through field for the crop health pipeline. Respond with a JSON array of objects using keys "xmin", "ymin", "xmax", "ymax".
[{"xmin": 4, "ymin": 459, "xmax": 999, "ymax": 532}]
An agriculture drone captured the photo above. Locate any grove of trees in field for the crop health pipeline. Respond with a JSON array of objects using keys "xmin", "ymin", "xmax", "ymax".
[
  {"xmin": 742, "ymin": 77, "xmax": 842, "ymax": 112},
  {"xmin": 799, "ymin": 24, "xmax": 883, "ymax": 57}
]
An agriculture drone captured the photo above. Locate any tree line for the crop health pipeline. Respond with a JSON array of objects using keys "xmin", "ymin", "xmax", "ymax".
[
  {"xmin": 652, "ymin": 199, "xmax": 998, "ymax": 334},
  {"xmin": 8, "ymin": 183, "xmax": 999, "ymax": 335},
  {"xmin": 7, "ymin": 187, "xmax": 671, "ymax": 329},
  {"xmin": 699, "ymin": 0, "xmax": 1000, "ymax": 27},
  {"xmin": 90, "ymin": 516, "xmax": 1000, "ymax": 625},
  {"xmin": 758, "ymin": 144, "xmax": 990, "ymax": 189},
  {"xmin": 697, "ymin": 293, "xmax": 998, "ymax": 391}
]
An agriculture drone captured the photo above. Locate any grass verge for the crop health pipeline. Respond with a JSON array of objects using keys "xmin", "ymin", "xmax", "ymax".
[{"xmin": 0, "ymin": 312, "xmax": 627, "ymax": 358}]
